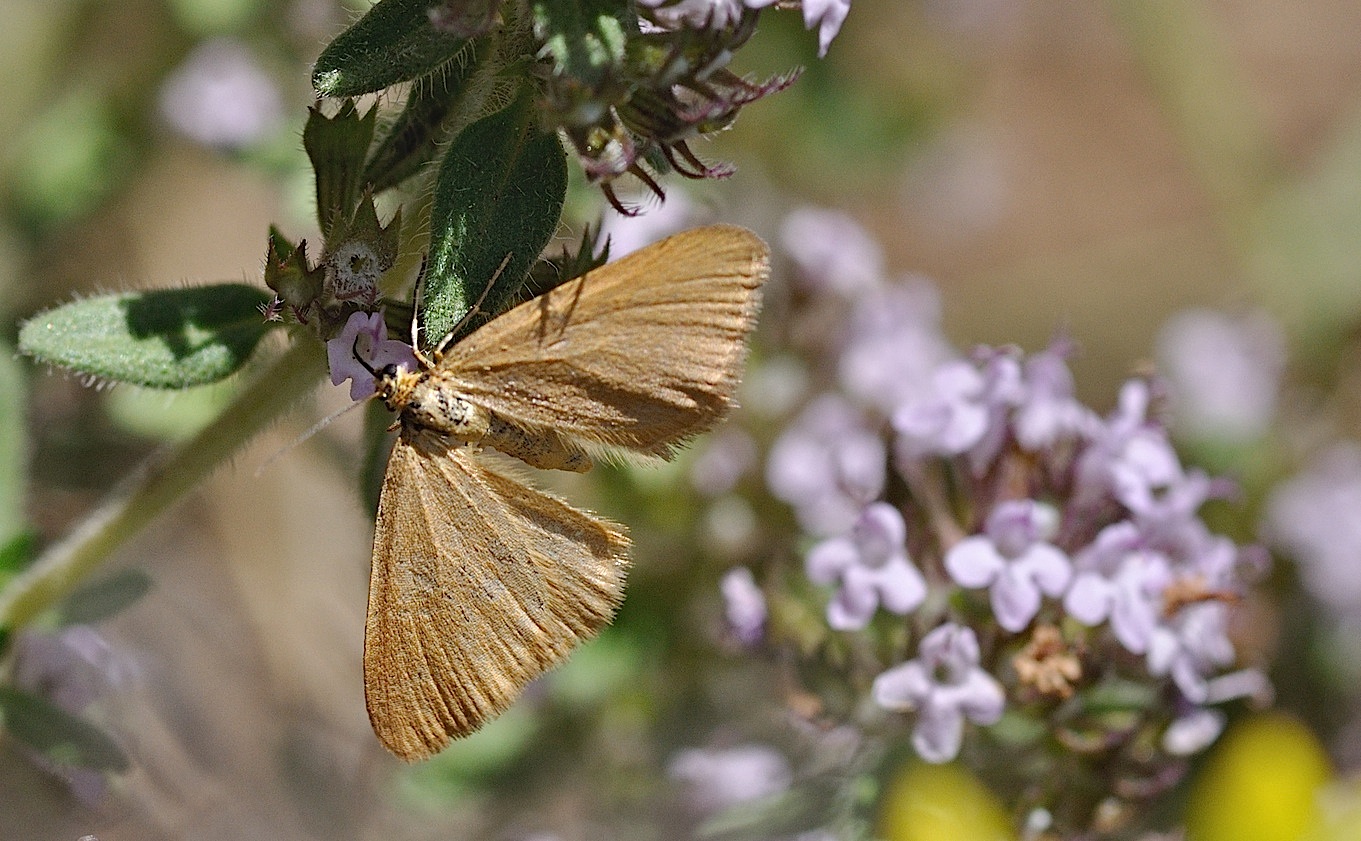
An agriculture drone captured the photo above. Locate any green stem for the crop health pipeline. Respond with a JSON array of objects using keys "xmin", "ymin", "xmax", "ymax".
[{"xmin": 0, "ymin": 338, "xmax": 328, "ymax": 631}]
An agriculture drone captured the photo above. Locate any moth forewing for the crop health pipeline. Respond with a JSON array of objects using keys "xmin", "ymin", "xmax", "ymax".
[
  {"xmin": 365, "ymin": 430, "xmax": 628, "ymax": 761},
  {"xmin": 363, "ymin": 224, "xmax": 767, "ymax": 760},
  {"xmin": 433, "ymin": 225, "xmax": 770, "ymax": 459}
]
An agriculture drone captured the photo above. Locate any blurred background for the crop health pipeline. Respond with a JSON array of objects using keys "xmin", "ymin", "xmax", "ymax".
[{"xmin": 4, "ymin": 0, "xmax": 1361, "ymax": 838}]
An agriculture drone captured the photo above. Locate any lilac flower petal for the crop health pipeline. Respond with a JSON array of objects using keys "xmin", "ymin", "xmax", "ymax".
[
  {"xmin": 872, "ymin": 557, "xmax": 927, "ymax": 615},
  {"xmin": 827, "ymin": 565, "xmax": 879, "ymax": 630},
  {"xmin": 805, "ymin": 536, "xmax": 857, "ymax": 585},
  {"xmin": 721, "ymin": 567, "xmax": 766, "ymax": 645},
  {"xmin": 1109, "ymin": 588, "xmax": 1157, "ymax": 654},
  {"xmin": 872, "ymin": 660, "xmax": 930, "ymax": 710},
  {"xmin": 1064, "ymin": 572, "xmax": 1114, "ymax": 626},
  {"xmin": 944, "ymin": 536, "xmax": 1004, "ymax": 587},
  {"xmin": 990, "ymin": 566, "xmax": 1042, "ymax": 632},
  {"xmin": 1163, "ymin": 708, "xmax": 1226, "ymax": 756},
  {"xmin": 852, "ymin": 502, "xmax": 907, "ymax": 566},
  {"xmin": 1017, "ymin": 544, "xmax": 1073, "ymax": 596},
  {"xmin": 912, "ymin": 695, "xmax": 966, "ymax": 764},
  {"xmin": 952, "ymin": 672, "xmax": 1006, "ymax": 725}
]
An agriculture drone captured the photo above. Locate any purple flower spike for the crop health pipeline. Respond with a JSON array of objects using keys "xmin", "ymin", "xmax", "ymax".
[
  {"xmin": 806, "ymin": 502, "xmax": 926, "ymax": 631},
  {"xmin": 945, "ymin": 500, "xmax": 1072, "ymax": 632},
  {"xmin": 873, "ymin": 624, "xmax": 1005, "ymax": 763},
  {"xmin": 326, "ymin": 311, "xmax": 420, "ymax": 401}
]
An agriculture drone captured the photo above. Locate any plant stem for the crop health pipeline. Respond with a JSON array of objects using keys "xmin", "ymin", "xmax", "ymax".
[{"xmin": 0, "ymin": 338, "xmax": 328, "ymax": 631}]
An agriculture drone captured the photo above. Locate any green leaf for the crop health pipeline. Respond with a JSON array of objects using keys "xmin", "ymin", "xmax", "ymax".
[
  {"xmin": 312, "ymin": 0, "xmax": 471, "ymax": 98},
  {"xmin": 361, "ymin": 49, "xmax": 484, "ymax": 193},
  {"xmin": 19, "ymin": 284, "xmax": 276, "ymax": 388},
  {"xmin": 0, "ymin": 532, "xmax": 38, "ymax": 578},
  {"xmin": 56, "ymin": 569, "xmax": 152, "ymax": 626},
  {"xmin": 303, "ymin": 102, "xmax": 377, "ymax": 240},
  {"xmin": 0, "ymin": 686, "xmax": 129, "ymax": 772},
  {"xmin": 0, "ymin": 340, "xmax": 28, "ymax": 544},
  {"xmin": 532, "ymin": 0, "xmax": 631, "ymax": 87},
  {"xmin": 422, "ymin": 94, "xmax": 568, "ymax": 346}
]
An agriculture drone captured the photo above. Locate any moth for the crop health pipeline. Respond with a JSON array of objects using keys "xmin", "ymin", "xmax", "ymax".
[{"xmin": 363, "ymin": 224, "xmax": 769, "ymax": 760}]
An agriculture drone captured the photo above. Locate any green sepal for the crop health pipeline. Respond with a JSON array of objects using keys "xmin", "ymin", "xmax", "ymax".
[
  {"xmin": 312, "ymin": 0, "xmax": 471, "ymax": 98},
  {"xmin": 303, "ymin": 102, "xmax": 377, "ymax": 241},
  {"xmin": 264, "ymin": 228, "xmax": 324, "ymax": 316},
  {"xmin": 0, "ymin": 532, "xmax": 38, "ymax": 594},
  {"xmin": 19, "ymin": 284, "xmax": 277, "ymax": 388},
  {"xmin": 422, "ymin": 94, "xmax": 568, "ymax": 346},
  {"xmin": 0, "ymin": 686, "xmax": 129, "ymax": 772},
  {"xmin": 55, "ymin": 569, "xmax": 152, "ymax": 627},
  {"xmin": 532, "ymin": 0, "xmax": 632, "ymax": 88}
]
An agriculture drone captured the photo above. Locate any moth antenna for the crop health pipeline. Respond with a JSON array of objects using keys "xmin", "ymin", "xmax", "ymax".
[
  {"xmin": 409, "ymin": 255, "xmax": 437, "ymax": 369},
  {"xmin": 254, "ymin": 395, "xmax": 376, "ymax": 478},
  {"xmin": 351, "ymin": 334, "xmax": 381, "ymax": 377},
  {"xmin": 433, "ymin": 252, "xmax": 513, "ymax": 357}
]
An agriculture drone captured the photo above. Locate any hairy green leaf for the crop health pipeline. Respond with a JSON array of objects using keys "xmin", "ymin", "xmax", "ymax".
[
  {"xmin": 19, "ymin": 284, "xmax": 276, "ymax": 388},
  {"xmin": 422, "ymin": 94, "xmax": 568, "ymax": 346},
  {"xmin": 313, "ymin": 0, "xmax": 471, "ymax": 98},
  {"xmin": 0, "ymin": 687, "xmax": 129, "ymax": 772}
]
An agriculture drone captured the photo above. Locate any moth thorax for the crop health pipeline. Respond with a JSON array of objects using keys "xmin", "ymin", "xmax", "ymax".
[{"xmin": 401, "ymin": 377, "xmax": 490, "ymax": 441}]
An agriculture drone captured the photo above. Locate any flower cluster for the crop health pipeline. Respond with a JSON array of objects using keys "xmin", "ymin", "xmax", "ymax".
[{"xmin": 725, "ymin": 209, "xmax": 1267, "ymax": 835}]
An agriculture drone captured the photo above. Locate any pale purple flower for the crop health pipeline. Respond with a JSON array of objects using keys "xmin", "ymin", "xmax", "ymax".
[
  {"xmin": 11, "ymin": 626, "xmax": 134, "ymax": 806},
  {"xmin": 945, "ymin": 500, "xmax": 1072, "ymax": 632},
  {"xmin": 1162, "ymin": 707, "xmax": 1226, "ymax": 756},
  {"xmin": 959, "ymin": 349, "xmax": 1025, "ymax": 472},
  {"xmin": 599, "ymin": 189, "xmax": 695, "ymax": 256},
  {"xmin": 1147, "ymin": 602, "xmax": 1236, "ymax": 703},
  {"xmin": 1011, "ymin": 341, "xmax": 1095, "ymax": 450},
  {"xmin": 1157, "ymin": 309, "xmax": 1284, "ymax": 442},
  {"xmin": 872, "ymin": 624, "xmax": 1005, "ymax": 763},
  {"xmin": 690, "ymin": 427, "xmax": 759, "ymax": 497},
  {"xmin": 806, "ymin": 502, "xmax": 926, "ymax": 630},
  {"xmin": 668, "ymin": 744, "xmax": 792, "ymax": 813},
  {"xmin": 838, "ymin": 281, "xmax": 957, "ymax": 415},
  {"xmin": 891, "ymin": 359, "xmax": 989, "ymax": 459},
  {"xmin": 1265, "ymin": 443, "xmax": 1361, "ymax": 617},
  {"xmin": 1063, "ymin": 522, "xmax": 1172, "ymax": 654},
  {"xmin": 780, "ymin": 207, "xmax": 884, "ymax": 296},
  {"xmin": 801, "ymin": 0, "xmax": 852, "ymax": 56},
  {"xmin": 766, "ymin": 394, "xmax": 886, "ymax": 536},
  {"xmin": 326, "ymin": 311, "xmax": 420, "ymax": 401},
  {"xmin": 639, "ymin": 0, "xmax": 778, "ymax": 29},
  {"xmin": 1072, "ymin": 379, "xmax": 1159, "ymax": 504},
  {"xmin": 158, "ymin": 38, "xmax": 284, "ymax": 149},
  {"xmin": 721, "ymin": 567, "xmax": 766, "ymax": 645}
]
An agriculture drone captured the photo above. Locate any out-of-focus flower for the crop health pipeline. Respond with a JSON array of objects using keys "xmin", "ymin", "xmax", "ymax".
[
  {"xmin": 1064, "ymin": 522, "xmax": 1171, "ymax": 654},
  {"xmin": 1163, "ymin": 707, "xmax": 1227, "ymax": 756},
  {"xmin": 1147, "ymin": 602, "xmax": 1236, "ymax": 703},
  {"xmin": 800, "ymin": 0, "xmax": 852, "ymax": 56},
  {"xmin": 806, "ymin": 502, "xmax": 926, "ymax": 630},
  {"xmin": 668, "ymin": 743, "xmax": 792, "ymax": 813},
  {"xmin": 639, "ymin": 0, "xmax": 778, "ymax": 30},
  {"xmin": 872, "ymin": 624, "xmax": 1005, "ymax": 763},
  {"xmin": 599, "ymin": 190, "xmax": 697, "ymax": 256},
  {"xmin": 690, "ymin": 427, "xmax": 759, "ymax": 497},
  {"xmin": 1265, "ymin": 443, "xmax": 1361, "ymax": 619},
  {"xmin": 721, "ymin": 566, "xmax": 766, "ymax": 645},
  {"xmin": 766, "ymin": 394, "xmax": 886, "ymax": 536},
  {"xmin": 11, "ymin": 626, "xmax": 134, "ymax": 806},
  {"xmin": 1012, "ymin": 340, "xmax": 1095, "ymax": 450},
  {"xmin": 838, "ymin": 281, "xmax": 957, "ymax": 415},
  {"xmin": 891, "ymin": 359, "xmax": 990, "ymax": 459},
  {"xmin": 1157, "ymin": 309, "xmax": 1284, "ymax": 443},
  {"xmin": 945, "ymin": 500, "xmax": 1072, "ymax": 633},
  {"xmin": 326, "ymin": 311, "xmax": 420, "ymax": 401},
  {"xmin": 780, "ymin": 207, "xmax": 884, "ymax": 296},
  {"xmin": 158, "ymin": 38, "xmax": 284, "ymax": 150}
]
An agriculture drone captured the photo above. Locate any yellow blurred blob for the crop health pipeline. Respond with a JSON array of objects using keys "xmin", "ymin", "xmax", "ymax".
[
  {"xmin": 879, "ymin": 762, "xmax": 1015, "ymax": 841},
  {"xmin": 1186, "ymin": 712, "xmax": 1332, "ymax": 841}
]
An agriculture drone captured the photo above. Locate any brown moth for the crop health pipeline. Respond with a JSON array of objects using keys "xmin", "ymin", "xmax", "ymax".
[{"xmin": 365, "ymin": 224, "xmax": 769, "ymax": 760}]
